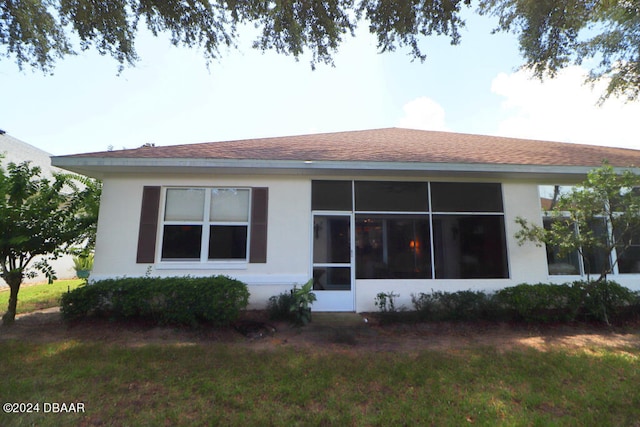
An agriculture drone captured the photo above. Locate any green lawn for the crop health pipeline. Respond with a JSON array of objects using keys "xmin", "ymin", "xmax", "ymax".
[
  {"xmin": 0, "ymin": 280, "xmax": 83, "ymax": 315},
  {"xmin": 1, "ymin": 340, "xmax": 639, "ymax": 426},
  {"xmin": 2, "ymin": 281, "xmax": 639, "ymax": 425}
]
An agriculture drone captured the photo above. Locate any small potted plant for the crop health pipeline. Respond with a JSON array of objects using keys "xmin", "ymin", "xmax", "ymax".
[{"xmin": 73, "ymin": 253, "xmax": 94, "ymax": 280}]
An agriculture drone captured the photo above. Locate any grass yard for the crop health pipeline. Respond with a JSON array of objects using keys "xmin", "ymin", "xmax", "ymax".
[
  {"xmin": 1, "ymin": 340, "xmax": 639, "ymax": 426},
  {"xmin": 2, "ymin": 281, "xmax": 640, "ymax": 425},
  {"xmin": 0, "ymin": 280, "xmax": 83, "ymax": 315}
]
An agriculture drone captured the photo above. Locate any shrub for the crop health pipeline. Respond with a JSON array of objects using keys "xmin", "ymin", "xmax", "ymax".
[
  {"xmin": 266, "ymin": 279, "xmax": 316, "ymax": 326},
  {"xmin": 495, "ymin": 283, "xmax": 580, "ymax": 323},
  {"xmin": 374, "ymin": 291, "xmax": 408, "ymax": 323},
  {"xmin": 406, "ymin": 282, "xmax": 637, "ymax": 325},
  {"xmin": 435, "ymin": 290, "xmax": 495, "ymax": 321},
  {"xmin": 495, "ymin": 281, "xmax": 636, "ymax": 324},
  {"xmin": 571, "ymin": 280, "xmax": 637, "ymax": 324},
  {"xmin": 410, "ymin": 292, "xmax": 437, "ymax": 319},
  {"xmin": 411, "ymin": 290, "xmax": 499, "ymax": 321},
  {"xmin": 61, "ymin": 275, "xmax": 250, "ymax": 327},
  {"xmin": 626, "ymin": 292, "xmax": 640, "ymax": 321},
  {"xmin": 267, "ymin": 291, "xmax": 296, "ymax": 321},
  {"xmin": 374, "ymin": 291, "xmax": 400, "ymax": 313},
  {"xmin": 290, "ymin": 280, "xmax": 317, "ymax": 326}
]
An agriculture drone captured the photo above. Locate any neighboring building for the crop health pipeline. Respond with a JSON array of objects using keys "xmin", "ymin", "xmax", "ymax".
[
  {"xmin": 51, "ymin": 128, "xmax": 640, "ymax": 312},
  {"xmin": 0, "ymin": 131, "xmax": 59, "ymax": 179},
  {"xmin": 0, "ymin": 132, "xmax": 76, "ymax": 286}
]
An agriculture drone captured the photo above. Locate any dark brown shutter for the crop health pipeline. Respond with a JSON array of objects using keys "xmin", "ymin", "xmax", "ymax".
[
  {"xmin": 136, "ymin": 186, "xmax": 161, "ymax": 263},
  {"xmin": 250, "ymin": 187, "xmax": 268, "ymax": 263}
]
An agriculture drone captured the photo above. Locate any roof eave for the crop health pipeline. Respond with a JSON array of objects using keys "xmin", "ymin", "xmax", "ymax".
[{"xmin": 51, "ymin": 156, "xmax": 638, "ymax": 181}]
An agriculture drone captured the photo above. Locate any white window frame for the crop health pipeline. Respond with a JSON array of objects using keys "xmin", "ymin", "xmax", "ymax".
[{"xmin": 157, "ymin": 187, "xmax": 252, "ymax": 269}]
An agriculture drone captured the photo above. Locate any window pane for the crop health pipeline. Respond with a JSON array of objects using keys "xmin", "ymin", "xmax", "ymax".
[
  {"xmin": 431, "ymin": 183, "xmax": 503, "ymax": 212},
  {"xmin": 583, "ymin": 218, "xmax": 611, "ymax": 275},
  {"xmin": 165, "ymin": 189, "xmax": 205, "ymax": 221},
  {"xmin": 210, "ymin": 189, "xmax": 250, "ymax": 222},
  {"xmin": 313, "ymin": 216, "xmax": 350, "ymax": 263},
  {"xmin": 544, "ymin": 218, "xmax": 581, "ymax": 275},
  {"xmin": 356, "ymin": 215, "xmax": 431, "ymax": 279},
  {"xmin": 312, "ymin": 181, "xmax": 352, "ymax": 210},
  {"xmin": 209, "ymin": 225, "xmax": 248, "ymax": 259},
  {"xmin": 312, "ymin": 267, "xmax": 351, "ymax": 290},
  {"xmin": 617, "ymin": 247, "xmax": 640, "ymax": 273},
  {"xmin": 161, "ymin": 225, "xmax": 202, "ymax": 260},
  {"xmin": 614, "ymin": 227, "xmax": 640, "ymax": 273},
  {"xmin": 433, "ymin": 215, "xmax": 508, "ymax": 278},
  {"xmin": 355, "ymin": 181, "xmax": 428, "ymax": 212}
]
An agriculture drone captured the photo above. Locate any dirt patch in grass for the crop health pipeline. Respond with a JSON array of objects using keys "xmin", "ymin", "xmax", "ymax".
[{"xmin": 2, "ymin": 307, "xmax": 640, "ymax": 353}]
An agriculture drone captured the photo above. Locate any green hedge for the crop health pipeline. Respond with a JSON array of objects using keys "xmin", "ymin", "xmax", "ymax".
[
  {"xmin": 266, "ymin": 291, "xmax": 296, "ymax": 322},
  {"xmin": 60, "ymin": 276, "xmax": 250, "ymax": 326},
  {"xmin": 495, "ymin": 280, "xmax": 638, "ymax": 323},
  {"xmin": 380, "ymin": 281, "xmax": 640, "ymax": 324},
  {"xmin": 411, "ymin": 290, "xmax": 499, "ymax": 321},
  {"xmin": 494, "ymin": 283, "xmax": 580, "ymax": 322}
]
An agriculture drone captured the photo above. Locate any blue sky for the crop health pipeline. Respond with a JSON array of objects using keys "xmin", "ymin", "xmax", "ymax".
[{"xmin": 1, "ymin": 11, "xmax": 639, "ymax": 156}]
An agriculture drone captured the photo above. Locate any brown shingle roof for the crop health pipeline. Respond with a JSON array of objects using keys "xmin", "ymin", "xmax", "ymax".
[{"xmin": 60, "ymin": 128, "xmax": 640, "ymax": 168}]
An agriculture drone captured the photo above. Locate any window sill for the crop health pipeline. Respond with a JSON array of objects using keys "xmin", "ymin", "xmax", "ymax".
[{"xmin": 155, "ymin": 261, "xmax": 248, "ymax": 270}]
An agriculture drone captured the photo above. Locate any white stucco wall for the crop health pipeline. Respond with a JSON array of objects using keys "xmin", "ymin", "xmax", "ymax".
[
  {"xmin": 92, "ymin": 173, "xmax": 640, "ymax": 312},
  {"xmin": 91, "ymin": 174, "xmax": 312, "ymax": 307}
]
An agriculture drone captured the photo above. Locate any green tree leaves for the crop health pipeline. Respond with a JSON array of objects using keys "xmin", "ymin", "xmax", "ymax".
[
  {"xmin": 516, "ymin": 164, "xmax": 640, "ymax": 282},
  {"xmin": 0, "ymin": 159, "xmax": 101, "ymax": 325},
  {"xmin": 359, "ymin": 0, "xmax": 471, "ymax": 61},
  {"xmin": 1, "ymin": 1, "xmax": 638, "ymax": 100},
  {"xmin": 480, "ymin": 0, "xmax": 640, "ymax": 102}
]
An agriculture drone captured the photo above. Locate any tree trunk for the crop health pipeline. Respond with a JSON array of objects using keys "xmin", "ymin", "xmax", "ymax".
[{"xmin": 2, "ymin": 271, "xmax": 23, "ymax": 326}]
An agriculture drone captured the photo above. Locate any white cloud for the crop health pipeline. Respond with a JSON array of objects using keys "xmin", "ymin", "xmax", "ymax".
[
  {"xmin": 491, "ymin": 66, "xmax": 640, "ymax": 148},
  {"xmin": 397, "ymin": 97, "xmax": 449, "ymax": 131}
]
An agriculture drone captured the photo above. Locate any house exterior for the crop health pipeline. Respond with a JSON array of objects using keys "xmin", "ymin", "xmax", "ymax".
[
  {"xmin": 51, "ymin": 128, "xmax": 640, "ymax": 312},
  {"xmin": 0, "ymin": 132, "xmax": 77, "ymax": 286}
]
